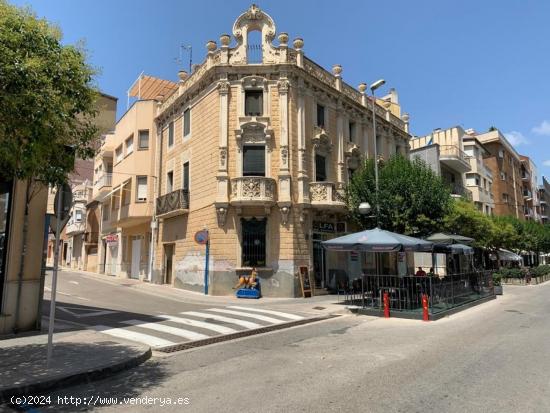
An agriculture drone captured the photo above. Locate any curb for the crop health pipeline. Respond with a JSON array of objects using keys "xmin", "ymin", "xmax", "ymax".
[{"xmin": 0, "ymin": 346, "xmax": 152, "ymax": 403}]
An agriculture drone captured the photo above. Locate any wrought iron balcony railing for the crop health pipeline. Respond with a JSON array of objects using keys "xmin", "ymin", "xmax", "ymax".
[{"xmin": 156, "ymin": 189, "xmax": 190, "ymax": 219}]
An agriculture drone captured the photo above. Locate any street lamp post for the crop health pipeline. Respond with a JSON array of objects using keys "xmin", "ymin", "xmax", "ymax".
[{"xmin": 370, "ymin": 79, "xmax": 386, "ymax": 228}]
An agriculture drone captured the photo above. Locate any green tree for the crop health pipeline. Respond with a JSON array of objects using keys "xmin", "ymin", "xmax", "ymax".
[
  {"xmin": 443, "ymin": 199, "xmax": 493, "ymax": 247},
  {"xmin": 0, "ymin": 1, "xmax": 99, "ymax": 331},
  {"xmin": 347, "ymin": 155, "xmax": 452, "ymax": 236}
]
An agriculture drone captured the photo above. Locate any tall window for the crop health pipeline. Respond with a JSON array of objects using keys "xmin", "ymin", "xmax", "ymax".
[
  {"xmin": 243, "ymin": 146, "xmax": 265, "ymax": 176},
  {"xmin": 75, "ymin": 210, "xmax": 83, "ymax": 222},
  {"xmin": 125, "ymin": 135, "xmax": 134, "ymax": 155},
  {"xmin": 245, "ymin": 90, "xmax": 263, "ymax": 116},
  {"xmin": 315, "ymin": 154, "xmax": 327, "ymax": 182},
  {"xmin": 138, "ymin": 130, "xmax": 149, "ymax": 149},
  {"xmin": 166, "ymin": 171, "xmax": 174, "ymax": 193},
  {"xmin": 136, "ymin": 176, "xmax": 147, "ymax": 202},
  {"xmin": 241, "ymin": 218, "xmax": 266, "ymax": 267},
  {"xmin": 316, "ymin": 104, "xmax": 325, "ymax": 128},
  {"xmin": 168, "ymin": 121, "xmax": 174, "ymax": 147},
  {"xmin": 349, "ymin": 121, "xmax": 356, "ymax": 142},
  {"xmin": 102, "ymin": 202, "xmax": 110, "ymax": 221},
  {"xmin": 115, "ymin": 145, "xmax": 123, "ymax": 163},
  {"xmin": 122, "ymin": 181, "xmax": 131, "ymax": 206},
  {"xmin": 183, "ymin": 109, "xmax": 191, "ymax": 138},
  {"xmin": 182, "ymin": 162, "xmax": 190, "ymax": 191}
]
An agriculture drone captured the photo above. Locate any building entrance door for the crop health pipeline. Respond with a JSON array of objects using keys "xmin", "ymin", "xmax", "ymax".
[
  {"xmin": 164, "ymin": 244, "xmax": 174, "ymax": 285},
  {"xmin": 131, "ymin": 238, "xmax": 141, "ymax": 279},
  {"xmin": 108, "ymin": 243, "xmax": 118, "ymax": 275},
  {"xmin": 312, "ymin": 236, "xmax": 326, "ymax": 289}
]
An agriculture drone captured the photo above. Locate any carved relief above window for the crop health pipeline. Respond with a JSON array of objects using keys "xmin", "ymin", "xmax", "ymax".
[
  {"xmin": 345, "ymin": 141, "xmax": 362, "ymax": 170},
  {"xmin": 235, "ymin": 121, "xmax": 273, "ymax": 152},
  {"xmin": 312, "ymin": 126, "xmax": 333, "ymax": 154}
]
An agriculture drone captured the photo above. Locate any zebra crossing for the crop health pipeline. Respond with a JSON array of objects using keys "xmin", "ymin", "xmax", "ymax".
[{"xmin": 91, "ymin": 306, "xmax": 306, "ymax": 349}]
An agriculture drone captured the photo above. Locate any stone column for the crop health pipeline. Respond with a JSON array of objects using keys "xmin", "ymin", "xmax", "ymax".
[
  {"xmin": 336, "ymin": 106, "xmax": 345, "ymax": 186},
  {"xmin": 277, "ymin": 76, "xmax": 291, "ymax": 224},
  {"xmin": 297, "ymin": 80, "xmax": 308, "ymax": 204},
  {"xmin": 215, "ymin": 77, "xmax": 230, "ymax": 226}
]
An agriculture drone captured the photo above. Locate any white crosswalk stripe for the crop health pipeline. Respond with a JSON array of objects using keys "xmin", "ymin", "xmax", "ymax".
[
  {"xmin": 157, "ymin": 315, "xmax": 237, "ymax": 334},
  {"xmin": 121, "ymin": 320, "xmax": 210, "ymax": 341},
  {"xmin": 206, "ymin": 308, "xmax": 284, "ymax": 324},
  {"xmin": 92, "ymin": 325, "xmax": 175, "ymax": 348},
  {"xmin": 182, "ymin": 311, "xmax": 262, "ymax": 329},
  {"xmin": 227, "ymin": 306, "xmax": 304, "ymax": 320},
  {"xmin": 92, "ymin": 307, "xmax": 307, "ymax": 349}
]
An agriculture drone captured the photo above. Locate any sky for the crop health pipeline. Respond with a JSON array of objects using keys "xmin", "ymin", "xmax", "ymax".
[{"xmin": 10, "ymin": 0, "xmax": 550, "ymax": 180}]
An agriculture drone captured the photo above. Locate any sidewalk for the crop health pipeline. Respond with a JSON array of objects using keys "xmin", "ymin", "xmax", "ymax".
[
  {"xmin": 0, "ymin": 330, "xmax": 151, "ymax": 403},
  {"xmin": 57, "ymin": 268, "xmax": 353, "ymax": 316}
]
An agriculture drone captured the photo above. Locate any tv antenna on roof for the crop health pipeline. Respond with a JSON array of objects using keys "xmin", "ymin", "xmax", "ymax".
[{"xmin": 174, "ymin": 44, "xmax": 192, "ymax": 73}]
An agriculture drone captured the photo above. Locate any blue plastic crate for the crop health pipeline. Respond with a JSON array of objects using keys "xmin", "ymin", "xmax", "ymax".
[{"xmin": 236, "ymin": 288, "xmax": 261, "ymax": 299}]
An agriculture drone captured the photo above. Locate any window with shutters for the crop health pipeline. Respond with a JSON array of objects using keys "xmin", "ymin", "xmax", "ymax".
[
  {"xmin": 182, "ymin": 162, "xmax": 190, "ymax": 191},
  {"xmin": 166, "ymin": 171, "xmax": 173, "ymax": 193},
  {"xmin": 136, "ymin": 176, "xmax": 147, "ymax": 202},
  {"xmin": 125, "ymin": 135, "xmax": 134, "ymax": 155},
  {"xmin": 316, "ymin": 104, "xmax": 325, "ymax": 128},
  {"xmin": 183, "ymin": 109, "xmax": 191, "ymax": 138},
  {"xmin": 315, "ymin": 154, "xmax": 327, "ymax": 182},
  {"xmin": 168, "ymin": 121, "xmax": 174, "ymax": 148},
  {"xmin": 245, "ymin": 90, "xmax": 263, "ymax": 116},
  {"xmin": 243, "ymin": 146, "xmax": 265, "ymax": 176},
  {"xmin": 138, "ymin": 130, "xmax": 149, "ymax": 149}
]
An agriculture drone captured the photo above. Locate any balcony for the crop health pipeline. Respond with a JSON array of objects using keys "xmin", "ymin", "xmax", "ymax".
[
  {"xmin": 449, "ymin": 183, "xmax": 473, "ymax": 201},
  {"xmin": 65, "ymin": 221, "xmax": 85, "ymax": 236},
  {"xmin": 309, "ymin": 182, "xmax": 346, "ymax": 209},
  {"xmin": 523, "ymin": 189, "xmax": 532, "ymax": 200},
  {"xmin": 156, "ymin": 189, "xmax": 189, "ymax": 219},
  {"xmin": 439, "ymin": 145, "xmax": 471, "ymax": 173},
  {"xmin": 521, "ymin": 172, "xmax": 530, "ymax": 181},
  {"xmin": 93, "ymin": 173, "xmax": 112, "ymax": 199},
  {"xmin": 230, "ymin": 177, "xmax": 276, "ymax": 208}
]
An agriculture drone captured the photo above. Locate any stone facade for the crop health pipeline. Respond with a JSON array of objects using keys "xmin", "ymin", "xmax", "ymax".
[{"xmin": 151, "ymin": 5, "xmax": 411, "ymax": 297}]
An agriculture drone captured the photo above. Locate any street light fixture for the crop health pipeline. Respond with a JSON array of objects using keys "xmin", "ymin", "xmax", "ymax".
[
  {"xmin": 358, "ymin": 202, "xmax": 372, "ymax": 215},
  {"xmin": 370, "ymin": 78, "xmax": 386, "ymax": 228}
]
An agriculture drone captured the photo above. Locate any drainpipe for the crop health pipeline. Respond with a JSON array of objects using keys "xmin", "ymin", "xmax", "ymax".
[{"xmin": 149, "ymin": 104, "xmax": 163, "ymax": 283}]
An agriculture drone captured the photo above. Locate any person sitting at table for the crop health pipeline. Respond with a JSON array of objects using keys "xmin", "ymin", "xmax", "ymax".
[{"xmin": 415, "ymin": 267, "xmax": 427, "ymax": 277}]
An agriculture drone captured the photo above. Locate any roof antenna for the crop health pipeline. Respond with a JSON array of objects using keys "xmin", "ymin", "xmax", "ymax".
[{"xmin": 175, "ymin": 45, "xmax": 192, "ymax": 73}]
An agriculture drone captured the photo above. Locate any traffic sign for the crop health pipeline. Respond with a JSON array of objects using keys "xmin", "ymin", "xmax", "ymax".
[{"xmin": 194, "ymin": 230, "xmax": 209, "ymax": 245}]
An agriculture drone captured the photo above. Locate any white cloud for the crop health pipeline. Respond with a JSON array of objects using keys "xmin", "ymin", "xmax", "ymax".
[
  {"xmin": 543, "ymin": 160, "xmax": 550, "ymax": 167},
  {"xmin": 504, "ymin": 131, "xmax": 529, "ymax": 146},
  {"xmin": 532, "ymin": 120, "xmax": 550, "ymax": 136}
]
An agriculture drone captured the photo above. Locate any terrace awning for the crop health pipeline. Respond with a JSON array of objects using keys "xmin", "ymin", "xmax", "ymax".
[
  {"xmin": 497, "ymin": 249, "xmax": 523, "ymax": 262},
  {"xmin": 322, "ymin": 228, "xmax": 434, "ymax": 252},
  {"xmin": 426, "ymin": 232, "xmax": 474, "ymax": 245}
]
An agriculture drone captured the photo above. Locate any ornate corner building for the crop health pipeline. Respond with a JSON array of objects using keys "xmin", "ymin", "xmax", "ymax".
[{"xmin": 152, "ymin": 5, "xmax": 411, "ymax": 296}]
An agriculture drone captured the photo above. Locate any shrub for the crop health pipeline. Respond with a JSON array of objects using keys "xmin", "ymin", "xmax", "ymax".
[
  {"xmin": 532, "ymin": 265, "xmax": 550, "ymax": 277},
  {"xmin": 492, "ymin": 272, "xmax": 502, "ymax": 286},
  {"xmin": 499, "ymin": 268, "xmax": 523, "ymax": 279}
]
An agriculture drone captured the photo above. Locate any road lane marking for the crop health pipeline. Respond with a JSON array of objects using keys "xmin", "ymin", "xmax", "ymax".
[
  {"xmin": 206, "ymin": 308, "xmax": 284, "ymax": 324},
  {"xmin": 227, "ymin": 306, "xmax": 305, "ymax": 320},
  {"xmin": 182, "ymin": 311, "xmax": 262, "ymax": 329},
  {"xmin": 158, "ymin": 315, "xmax": 237, "ymax": 334},
  {"xmin": 92, "ymin": 325, "xmax": 175, "ymax": 348},
  {"xmin": 58, "ymin": 306, "xmax": 116, "ymax": 318},
  {"xmin": 122, "ymin": 320, "xmax": 210, "ymax": 341}
]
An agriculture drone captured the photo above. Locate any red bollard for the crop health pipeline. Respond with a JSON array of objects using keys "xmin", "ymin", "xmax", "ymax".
[
  {"xmin": 422, "ymin": 294, "xmax": 429, "ymax": 322},
  {"xmin": 383, "ymin": 292, "xmax": 390, "ymax": 318}
]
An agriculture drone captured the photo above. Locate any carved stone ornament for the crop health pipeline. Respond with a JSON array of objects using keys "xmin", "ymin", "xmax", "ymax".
[
  {"xmin": 310, "ymin": 183, "xmax": 328, "ymax": 202},
  {"xmin": 219, "ymin": 147, "xmax": 227, "ymax": 168},
  {"xmin": 345, "ymin": 142, "xmax": 362, "ymax": 169},
  {"xmin": 235, "ymin": 121, "xmax": 273, "ymax": 148},
  {"xmin": 218, "ymin": 80, "xmax": 230, "ymax": 95},
  {"xmin": 277, "ymin": 79, "xmax": 290, "ymax": 94},
  {"xmin": 280, "ymin": 145, "xmax": 288, "ymax": 166},
  {"xmin": 216, "ymin": 204, "xmax": 228, "ymax": 227},
  {"xmin": 279, "ymin": 204, "xmax": 291, "ymax": 225},
  {"xmin": 312, "ymin": 126, "xmax": 333, "ymax": 154}
]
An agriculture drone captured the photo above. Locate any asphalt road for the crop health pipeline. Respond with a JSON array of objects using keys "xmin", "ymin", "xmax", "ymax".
[{"xmin": 30, "ymin": 275, "xmax": 550, "ymax": 413}]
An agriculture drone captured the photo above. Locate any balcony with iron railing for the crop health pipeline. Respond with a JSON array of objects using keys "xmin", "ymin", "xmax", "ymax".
[
  {"xmin": 156, "ymin": 189, "xmax": 189, "ymax": 219},
  {"xmin": 449, "ymin": 183, "xmax": 473, "ymax": 201},
  {"xmin": 309, "ymin": 182, "xmax": 346, "ymax": 209},
  {"xmin": 439, "ymin": 145, "xmax": 471, "ymax": 173},
  {"xmin": 230, "ymin": 177, "xmax": 276, "ymax": 208}
]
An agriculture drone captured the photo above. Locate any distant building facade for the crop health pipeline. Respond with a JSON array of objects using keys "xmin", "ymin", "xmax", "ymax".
[{"xmin": 520, "ymin": 155, "xmax": 541, "ymax": 222}]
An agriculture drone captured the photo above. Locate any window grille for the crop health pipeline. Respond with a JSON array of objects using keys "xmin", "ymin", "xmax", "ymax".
[{"xmin": 241, "ymin": 218, "xmax": 266, "ymax": 267}]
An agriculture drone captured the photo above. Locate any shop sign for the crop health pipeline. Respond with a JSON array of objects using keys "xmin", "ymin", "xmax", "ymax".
[
  {"xmin": 105, "ymin": 234, "xmax": 118, "ymax": 245},
  {"xmin": 313, "ymin": 221, "xmax": 335, "ymax": 233}
]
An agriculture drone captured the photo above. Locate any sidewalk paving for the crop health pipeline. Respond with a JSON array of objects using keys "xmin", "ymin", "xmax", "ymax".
[
  {"xmin": 57, "ymin": 268, "xmax": 353, "ymax": 316},
  {"xmin": 0, "ymin": 330, "xmax": 151, "ymax": 403}
]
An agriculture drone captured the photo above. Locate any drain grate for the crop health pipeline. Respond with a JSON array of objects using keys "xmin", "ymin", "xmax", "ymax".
[{"xmin": 156, "ymin": 315, "xmax": 338, "ymax": 353}]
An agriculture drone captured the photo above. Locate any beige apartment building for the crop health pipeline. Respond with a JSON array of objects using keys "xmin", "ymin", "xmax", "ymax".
[
  {"xmin": 409, "ymin": 126, "xmax": 473, "ymax": 200},
  {"xmin": 520, "ymin": 155, "xmax": 541, "ymax": 222},
  {"xmin": 476, "ymin": 129, "xmax": 524, "ymax": 219},
  {"xmin": 92, "ymin": 79, "xmax": 177, "ymax": 280},
  {"xmin": 463, "ymin": 135, "xmax": 494, "ymax": 215},
  {"xmin": 150, "ymin": 5, "xmax": 411, "ymax": 297},
  {"xmin": 63, "ymin": 180, "xmax": 93, "ymax": 269}
]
